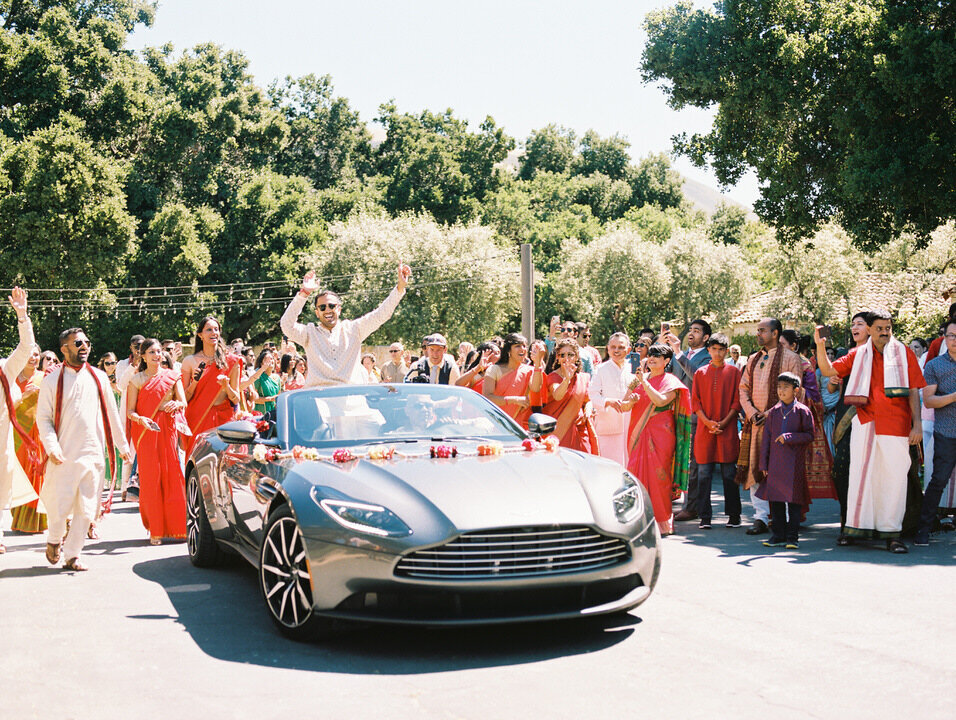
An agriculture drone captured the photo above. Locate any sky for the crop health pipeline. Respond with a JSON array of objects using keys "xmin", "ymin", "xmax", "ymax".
[{"xmin": 128, "ymin": 0, "xmax": 760, "ymax": 208}]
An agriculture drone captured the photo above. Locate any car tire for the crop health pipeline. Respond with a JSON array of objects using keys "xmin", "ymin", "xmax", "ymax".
[
  {"xmin": 259, "ymin": 503, "xmax": 334, "ymax": 641},
  {"xmin": 186, "ymin": 469, "xmax": 224, "ymax": 567}
]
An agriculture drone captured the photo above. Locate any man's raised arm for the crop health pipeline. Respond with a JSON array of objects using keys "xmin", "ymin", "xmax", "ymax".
[
  {"xmin": 280, "ymin": 271, "xmax": 317, "ymax": 347},
  {"xmin": 354, "ymin": 263, "xmax": 411, "ymax": 341}
]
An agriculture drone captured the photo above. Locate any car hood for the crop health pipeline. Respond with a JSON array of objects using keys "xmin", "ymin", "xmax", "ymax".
[{"xmin": 361, "ymin": 449, "xmax": 601, "ymax": 530}]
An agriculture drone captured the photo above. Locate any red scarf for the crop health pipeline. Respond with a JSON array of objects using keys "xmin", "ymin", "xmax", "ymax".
[
  {"xmin": 53, "ymin": 363, "xmax": 119, "ymax": 508},
  {"xmin": 0, "ymin": 371, "xmax": 45, "ymax": 476}
]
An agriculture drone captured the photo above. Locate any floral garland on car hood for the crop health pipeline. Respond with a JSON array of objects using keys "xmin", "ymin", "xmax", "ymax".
[{"xmin": 252, "ymin": 435, "xmax": 561, "ymax": 465}]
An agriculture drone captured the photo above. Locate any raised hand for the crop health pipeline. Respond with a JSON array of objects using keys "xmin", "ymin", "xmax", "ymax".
[
  {"xmin": 530, "ymin": 341, "xmax": 547, "ymax": 367},
  {"xmin": 397, "ymin": 262, "xmax": 412, "ymax": 292},
  {"xmin": 8, "ymin": 286, "xmax": 27, "ymax": 320},
  {"xmin": 301, "ymin": 270, "xmax": 318, "ymax": 295}
]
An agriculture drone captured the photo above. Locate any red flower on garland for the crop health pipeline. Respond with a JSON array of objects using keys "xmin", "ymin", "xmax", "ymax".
[
  {"xmin": 430, "ymin": 445, "xmax": 457, "ymax": 459},
  {"xmin": 256, "ymin": 419, "xmax": 271, "ymax": 434},
  {"xmin": 522, "ymin": 439, "xmax": 535, "ymax": 452},
  {"xmin": 264, "ymin": 448, "xmax": 280, "ymax": 462},
  {"xmin": 332, "ymin": 448, "xmax": 356, "ymax": 463}
]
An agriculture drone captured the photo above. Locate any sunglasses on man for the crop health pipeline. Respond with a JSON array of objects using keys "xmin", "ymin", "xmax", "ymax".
[
  {"xmin": 74, "ymin": 339, "xmax": 91, "ymax": 348},
  {"xmin": 561, "ymin": 326, "xmax": 577, "ymax": 333},
  {"xmin": 316, "ymin": 303, "xmax": 339, "ymax": 311}
]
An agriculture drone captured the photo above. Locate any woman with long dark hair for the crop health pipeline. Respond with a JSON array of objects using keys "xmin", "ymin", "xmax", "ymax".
[
  {"xmin": 127, "ymin": 339, "xmax": 188, "ymax": 545},
  {"xmin": 456, "ymin": 340, "xmax": 502, "ymax": 393},
  {"xmin": 251, "ymin": 349, "xmax": 282, "ymax": 415},
  {"xmin": 619, "ymin": 343, "xmax": 692, "ymax": 535},
  {"xmin": 541, "ymin": 338, "xmax": 599, "ymax": 453},
  {"xmin": 181, "ymin": 317, "xmax": 242, "ymax": 457},
  {"xmin": 482, "ymin": 333, "xmax": 546, "ymax": 429},
  {"xmin": 10, "ymin": 345, "xmax": 46, "ymax": 533}
]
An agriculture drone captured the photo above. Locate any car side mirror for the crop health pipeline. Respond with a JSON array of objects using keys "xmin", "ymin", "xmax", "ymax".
[
  {"xmin": 527, "ymin": 413, "xmax": 557, "ymax": 438},
  {"xmin": 217, "ymin": 420, "xmax": 257, "ymax": 445}
]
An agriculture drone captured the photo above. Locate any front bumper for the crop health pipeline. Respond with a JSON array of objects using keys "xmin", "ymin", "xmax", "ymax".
[{"xmin": 299, "ymin": 521, "xmax": 661, "ymax": 626}]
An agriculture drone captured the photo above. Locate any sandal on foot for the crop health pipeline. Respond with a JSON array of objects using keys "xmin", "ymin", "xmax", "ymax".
[
  {"xmin": 149, "ymin": 538, "xmax": 162, "ymax": 546},
  {"xmin": 0, "ymin": 544, "xmax": 6, "ymax": 554},
  {"xmin": 836, "ymin": 534, "xmax": 853, "ymax": 546},
  {"xmin": 887, "ymin": 540, "xmax": 908, "ymax": 554},
  {"xmin": 63, "ymin": 557, "xmax": 88, "ymax": 571},
  {"xmin": 87, "ymin": 523, "xmax": 99, "ymax": 540},
  {"xmin": 45, "ymin": 543, "xmax": 61, "ymax": 565}
]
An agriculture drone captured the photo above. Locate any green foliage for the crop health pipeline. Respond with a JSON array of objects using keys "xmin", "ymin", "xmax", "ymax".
[
  {"xmin": 268, "ymin": 74, "xmax": 373, "ymax": 190},
  {"xmin": 518, "ymin": 124, "xmax": 575, "ymax": 180},
  {"xmin": 573, "ymin": 129, "xmax": 631, "ymax": 180},
  {"xmin": 304, "ymin": 213, "xmax": 520, "ymax": 346},
  {"xmin": 0, "ymin": 117, "xmax": 136, "ymax": 288},
  {"xmin": 661, "ymin": 229, "xmax": 752, "ymax": 331},
  {"xmin": 554, "ymin": 228, "xmax": 672, "ymax": 339},
  {"xmin": 626, "ymin": 152, "xmax": 685, "ymax": 210},
  {"xmin": 708, "ymin": 202, "xmax": 749, "ymax": 245},
  {"xmin": 641, "ymin": 0, "xmax": 956, "ymax": 249},
  {"xmin": 615, "ymin": 203, "xmax": 698, "ymax": 243},
  {"xmin": 375, "ymin": 103, "xmax": 514, "ymax": 224}
]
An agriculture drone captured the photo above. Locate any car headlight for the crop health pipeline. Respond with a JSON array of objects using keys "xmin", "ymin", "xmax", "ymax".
[
  {"xmin": 613, "ymin": 472, "xmax": 644, "ymax": 523},
  {"xmin": 311, "ymin": 488, "xmax": 412, "ymax": 537}
]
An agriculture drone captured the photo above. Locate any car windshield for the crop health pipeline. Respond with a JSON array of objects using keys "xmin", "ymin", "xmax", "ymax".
[{"xmin": 281, "ymin": 384, "xmax": 528, "ymax": 448}]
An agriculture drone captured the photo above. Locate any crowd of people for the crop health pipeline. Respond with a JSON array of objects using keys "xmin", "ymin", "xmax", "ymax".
[{"xmin": 2, "ymin": 265, "xmax": 954, "ymax": 570}]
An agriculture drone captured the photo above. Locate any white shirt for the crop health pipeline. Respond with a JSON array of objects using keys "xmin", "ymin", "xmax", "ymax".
[
  {"xmin": 590, "ymin": 359, "xmax": 635, "ymax": 436},
  {"xmin": 280, "ymin": 287, "xmax": 405, "ymax": 387},
  {"xmin": 1, "ymin": 318, "xmax": 35, "ymax": 502},
  {"xmin": 36, "ymin": 364, "xmax": 130, "ymax": 462}
]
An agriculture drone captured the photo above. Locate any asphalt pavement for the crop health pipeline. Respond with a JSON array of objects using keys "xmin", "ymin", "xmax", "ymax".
[{"xmin": 1, "ymin": 494, "xmax": 953, "ymax": 720}]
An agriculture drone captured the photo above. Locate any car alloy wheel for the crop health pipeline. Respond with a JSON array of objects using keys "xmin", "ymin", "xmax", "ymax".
[
  {"xmin": 261, "ymin": 510, "xmax": 314, "ymax": 629},
  {"xmin": 186, "ymin": 474, "xmax": 201, "ymax": 557},
  {"xmin": 185, "ymin": 470, "xmax": 223, "ymax": 567}
]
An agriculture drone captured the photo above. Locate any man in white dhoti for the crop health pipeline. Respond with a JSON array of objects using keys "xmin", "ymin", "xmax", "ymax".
[
  {"xmin": 280, "ymin": 264, "xmax": 411, "ymax": 388},
  {"xmin": 36, "ymin": 327, "xmax": 131, "ymax": 571},
  {"xmin": 1, "ymin": 287, "xmax": 37, "ymax": 554},
  {"xmin": 815, "ymin": 309, "xmax": 925, "ymax": 553},
  {"xmin": 591, "ymin": 332, "xmax": 635, "ymax": 466}
]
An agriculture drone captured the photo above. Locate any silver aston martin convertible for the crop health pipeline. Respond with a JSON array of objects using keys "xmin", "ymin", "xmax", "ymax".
[{"xmin": 185, "ymin": 383, "xmax": 661, "ymax": 640}]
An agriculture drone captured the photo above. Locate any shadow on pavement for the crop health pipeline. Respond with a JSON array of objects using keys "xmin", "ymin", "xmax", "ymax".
[
  {"xmin": 133, "ymin": 554, "xmax": 642, "ymax": 674},
  {"xmin": 674, "ymin": 498, "xmax": 956, "ymax": 567}
]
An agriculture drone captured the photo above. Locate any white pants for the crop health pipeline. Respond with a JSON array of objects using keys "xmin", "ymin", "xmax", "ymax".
[
  {"xmin": 596, "ymin": 432, "xmax": 629, "ymax": 467},
  {"xmin": 750, "ymin": 489, "xmax": 770, "ymax": 522},
  {"xmin": 847, "ymin": 416, "xmax": 909, "ymax": 537},
  {"xmin": 41, "ymin": 457, "xmax": 102, "ymax": 560},
  {"xmin": 922, "ymin": 420, "xmax": 934, "ymax": 488}
]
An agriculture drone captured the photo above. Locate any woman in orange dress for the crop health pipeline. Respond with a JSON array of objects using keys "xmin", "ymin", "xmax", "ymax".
[
  {"xmin": 127, "ymin": 339, "xmax": 188, "ymax": 545},
  {"xmin": 10, "ymin": 346, "xmax": 47, "ymax": 533},
  {"xmin": 541, "ymin": 338, "xmax": 599, "ymax": 453},
  {"xmin": 621, "ymin": 343, "xmax": 692, "ymax": 535},
  {"xmin": 456, "ymin": 340, "xmax": 501, "ymax": 394},
  {"xmin": 483, "ymin": 333, "xmax": 547, "ymax": 429},
  {"xmin": 181, "ymin": 316, "xmax": 242, "ymax": 458}
]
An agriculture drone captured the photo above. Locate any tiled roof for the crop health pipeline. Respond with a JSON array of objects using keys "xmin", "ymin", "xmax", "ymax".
[{"xmin": 731, "ymin": 272, "xmax": 956, "ymax": 326}]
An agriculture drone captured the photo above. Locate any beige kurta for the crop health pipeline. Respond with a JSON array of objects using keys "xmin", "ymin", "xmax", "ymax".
[
  {"xmin": 738, "ymin": 346, "xmax": 805, "ymax": 489},
  {"xmin": 36, "ymin": 365, "xmax": 129, "ymax": 559},
  {"xmin": 0, "ymin": 317, "xmax": 37, "ymax": 528},
  {"xmin": 590, "ymin": 359, "xmax": 635, "ymax": 466}
]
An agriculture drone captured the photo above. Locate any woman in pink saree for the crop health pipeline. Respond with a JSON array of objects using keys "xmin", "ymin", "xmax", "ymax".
[
  {"xmin": 541, "ymin": 339, "xmax": 600, "ymax": 453},
  {"xmin": 620, "ymin": 343, "xmax": 692, "ymax": 535},
  {"xmin": 483, "ymin": 333, "xmax": 547, "ymax": 429}
]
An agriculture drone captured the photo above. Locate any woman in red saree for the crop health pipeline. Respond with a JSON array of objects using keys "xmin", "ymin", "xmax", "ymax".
[
  {"xmin": 483, "ymin": 334, "xmax": 547, "ymax": 429},
  {"xmin": 621, "ymin": 343, "xmax": 692, "ymax": 535},
  {"xmin": 541, "ymin": 339, "xmax": 600, "ymax": 453},
  {"xmin": 181, "ymin": 316, "xmax": 242, "ymax": 458},
  {"xmin": 127, "ymin": 339, "xmax": 189, "ymax": 544},
  {"xmin": 11, "ymin": 346, "xmax": 47, "ymax": 533}
]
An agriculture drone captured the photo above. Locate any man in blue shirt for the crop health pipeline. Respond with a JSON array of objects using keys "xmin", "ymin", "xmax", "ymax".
[{"xmin": 916, "ymin": 319, "xmax": 956, "ymax": 546}]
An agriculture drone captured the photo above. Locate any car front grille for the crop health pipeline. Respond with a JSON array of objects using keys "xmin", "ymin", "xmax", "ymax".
[{"xmin": 394, "ymin": 526, "xmax": 629, "ymax": 580}]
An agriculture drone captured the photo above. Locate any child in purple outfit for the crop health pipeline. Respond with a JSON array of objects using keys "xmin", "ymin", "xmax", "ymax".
[{"xmin": 757, "ymin": 371, "xmax": 815, "ymax": 549}]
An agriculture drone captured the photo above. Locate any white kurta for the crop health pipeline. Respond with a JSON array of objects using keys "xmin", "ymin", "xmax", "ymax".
[
  {"xmin": 589, "ymin": 359, "xmax": 635, "ymax": 466},
  {"xmin": 846, "ymin": 415, "xmax": 910, "ymax": 538},
  {"xmin": 0, "ymin": 317, "xmax": 37, "ymax": 538},
  {"xmin": 280, "ymin": 288, "xmax": 404, "ymax": 387},
  {"xmin": 36, "ymin": 365, "xmax": 129, "ymax": 559}
]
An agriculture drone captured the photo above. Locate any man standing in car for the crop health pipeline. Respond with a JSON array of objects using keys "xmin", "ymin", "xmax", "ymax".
[{"xmin": 281, "ymin": 264, "xmax": 411, "ymax": 387}]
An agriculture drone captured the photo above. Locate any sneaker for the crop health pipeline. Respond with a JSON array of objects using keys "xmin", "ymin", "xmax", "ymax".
[
  {"xmin": 762, "ymin": 538, "xmax": 785, "ymax": 547},
  {"xmin": 698, "ymin": 520, "xmax": 712, "ymax": 530},
  {"xmin": 726, "ymin": 517, "xmax": 742, "ymax": 528},
  {"xmin": 785, "ymin": 542, "xmax": 799, "ymax": 550}
]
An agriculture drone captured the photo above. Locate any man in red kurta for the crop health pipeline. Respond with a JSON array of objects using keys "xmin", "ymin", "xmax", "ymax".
[
  {"xmin": 816, "ymin": 310, "xmax": 925, "ymax": 552},
  {"xmin": 691, "ymin": 334, "xmax": 742, "ymax": 528}
]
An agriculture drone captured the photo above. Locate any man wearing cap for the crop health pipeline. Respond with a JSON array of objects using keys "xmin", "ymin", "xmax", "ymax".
[
  {"xmin": 381, "ymin": 342, "xmax": 409, "ymax": 384},
  {"xmin": 281, "ymin": 264, "xmax": 411, "ymax": 387},
  {"xmin": 406, "ymin": 334, "xmax": 461, "ymax": 385}
]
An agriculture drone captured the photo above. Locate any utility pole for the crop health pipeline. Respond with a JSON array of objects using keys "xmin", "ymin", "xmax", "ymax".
[{"xmin": 520, "ymin": 243, "xmax": 534, "ymax": 340}]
